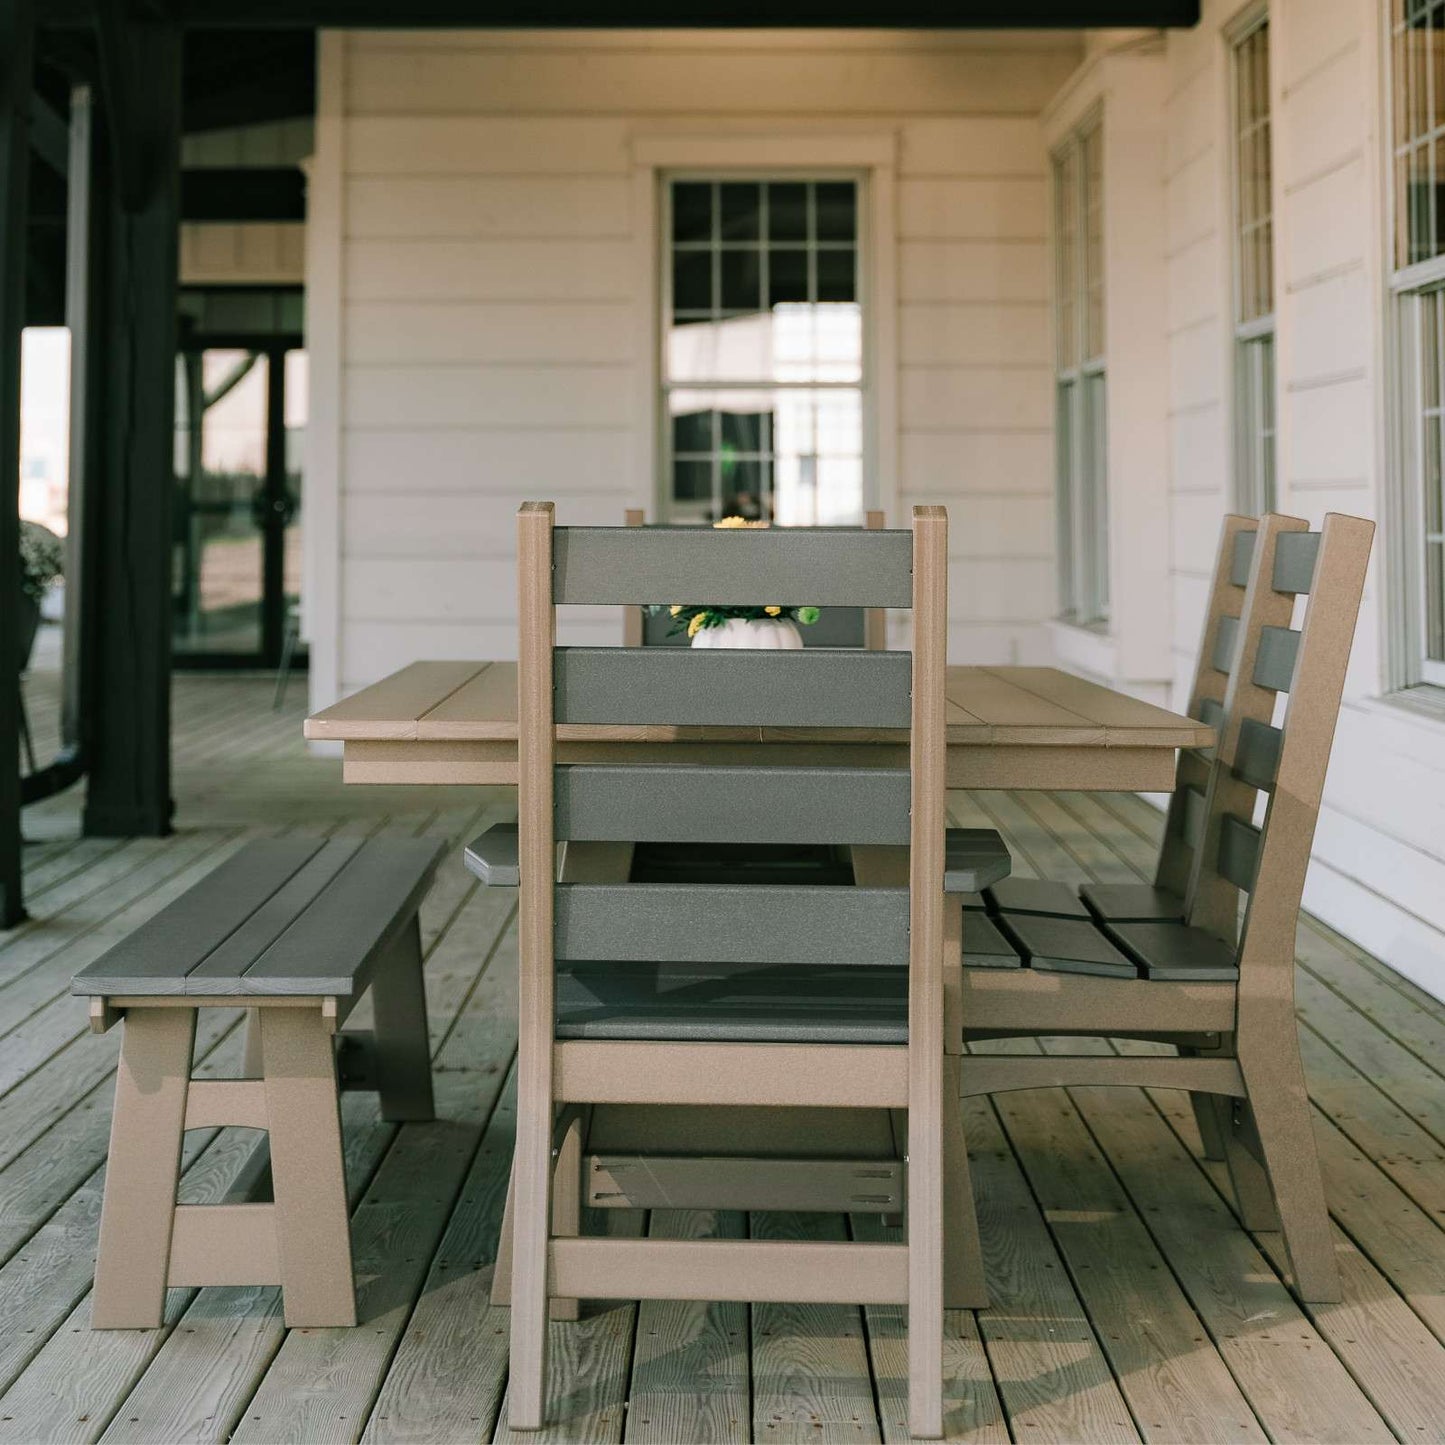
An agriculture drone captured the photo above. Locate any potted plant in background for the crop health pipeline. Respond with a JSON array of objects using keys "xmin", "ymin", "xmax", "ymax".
[
  {"xmin": 657, "ymin": 516, "xmax": 822, "ymax": 650},
  {"xmin": 18, "ymin": 520, "xmax": 63, "ymax": 673}
]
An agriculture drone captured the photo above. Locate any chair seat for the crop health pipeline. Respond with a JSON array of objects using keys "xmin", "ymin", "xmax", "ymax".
[
  {"xmin": 555, "ymin": 962, "xmax": 907, "ymax": 1044},
  {"xmin": 944, "ymin": 829, "xmax": 1012, "ymax": 893},
  {"xmin": 998, "ymin": 914, "xmax": 1138, "ymax": 979},
  {"xmin": 983, "ymin": 877, "xmax": 1089, "ymax": 918},
  {"xmin": 1079, "ymin": 882, "xmax": 1185, "ymax": 923},
  {"xmin": 1105, "ymin": 921, "xmax": 1239, "ymax": 982},
  {"xmin": 962, "ymin": 914, "xmax": 1024, "ymax": 969}
]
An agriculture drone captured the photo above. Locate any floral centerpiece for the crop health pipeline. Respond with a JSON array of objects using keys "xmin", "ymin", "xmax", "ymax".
[
  {"xmin": 17, "ymin": 520, "xmax": 63, "ymax": 671},
  {"xmin": 656, "ymin": 517, "xmax": 820, "ymax": 649}
]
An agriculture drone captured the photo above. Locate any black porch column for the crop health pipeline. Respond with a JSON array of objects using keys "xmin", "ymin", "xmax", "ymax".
[
  {"xmin": 82, "ymin": 13, "xmax": 181, "ymax": 838},
  {"xmin": 0, "ymin": 0, "xmax": 35, "ymax": 926}
]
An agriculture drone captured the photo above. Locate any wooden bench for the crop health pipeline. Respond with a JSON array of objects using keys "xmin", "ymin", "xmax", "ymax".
[{"xmin": 71, "ymin": 836, "xmax": 445, "ymax": 1330}]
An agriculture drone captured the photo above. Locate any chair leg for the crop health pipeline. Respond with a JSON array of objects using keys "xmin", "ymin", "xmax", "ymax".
[
  {"xmin": 1221, "ymin": 1097, "xmax": 1279, "ymax": 1232},
  {"xmin": 92, "ymin": 1009, "xmax": 196, "ymax": 1328},
  {"xmin": 908, "ymin": 1067, "xmax": 945, "ymax": 1439},
  {"xmin": 508, "ymin": 1075, "xmax": 555, "ymax": 1430},
  {"xmin": 370, "ymin": 916, "xmax": 436, "ymax": 1122},
  {"xmin": 260, "ymin": 1007, "xmax": 357, "ymax": 1327},
  {"xmin": 1181, "ymin": 1035, "xmax": 1231, "ymax": 1159},
  {"xmin": 942, "ymin": 1055, "xmax": 987, "ymax": 1310},
  {"xmin": 491, "ymin": 1164, "xmax": 515, "ymax": 1307},
  {"xmin": 549, "ymin": 1110, "xmax": 584, "ymax": 1322},
  {"xmin": 1238, "ymin": 1031, "xmax": 1341, "ymax": 1303}
]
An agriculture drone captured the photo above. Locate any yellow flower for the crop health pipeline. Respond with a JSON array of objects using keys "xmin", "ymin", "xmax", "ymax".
[
  {"xmin": 714, "ymin": 516, "xmax": 768, "ymax": 529},
  {"xmin": 687, "ymin": 613, "xmax": 705, "ymax": 637},
  {"xmin": 670, "ymin": 605, "xmax": 683, "ymax": 616},
  {"xmin": 764, "ymin": 606, "xmax": 782, "ymax": 616}
]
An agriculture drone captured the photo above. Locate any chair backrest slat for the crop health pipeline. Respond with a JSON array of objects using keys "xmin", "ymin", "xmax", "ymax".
[
  {"xmin": 554, "ymin": 647, "xmax": 911, "ymax": 729},
  {"xmin": 1211, "ymin": 614, "xmax": 1241, "ymax": 675},
  {"xmin": 1229, "ymin": 530, "xmax": 1255, "ymax": 587},
  {"xmin": 1273, "ymin": 531, "xmax": 1321, "ymax": 593},
  {"xmin": 1232, "ymin": 718, "xmax": 1283, "ymax": 791},
  {"xmin": 1252, "ymin": 625, "xmax": 1301, "ymax": 693},
  {"xmin": 556, "ymin": 764, "xmax": 911, "ymax": 845},
  {"xmin": 1217, "ymin": 816, "xmax": 1262, "ymax": 892},
  {"xmin": 554, "ymin": 524, "xmax": 913, "ymax": 607}
]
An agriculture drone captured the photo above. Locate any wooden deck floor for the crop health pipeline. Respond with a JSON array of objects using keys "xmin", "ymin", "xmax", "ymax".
[{"xmin": 8, "ymin": 657, "xmax": 1445, "ymax": 1443}]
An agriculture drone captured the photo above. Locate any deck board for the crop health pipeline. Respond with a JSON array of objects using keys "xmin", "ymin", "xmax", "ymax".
[{"xmin": 5, "ymin": 668, "xmax": 1445, "ymax": 1443}]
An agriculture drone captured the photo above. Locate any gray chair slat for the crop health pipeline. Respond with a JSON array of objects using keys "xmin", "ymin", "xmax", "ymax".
[
  {"xmin": 984, "ymin": 877, "xmax": 1089, "ymax": 919},
  {"xmin": 1211, "ymin": 614, "xmax": 1240, "ymax": 675},
  {"xmin": 555, "ymin": 962, "xmax": 907, "ymax": 1044},
  {"xmin": 552, "ymin": 525, "xmax": 914, "ymax": 608},
  {"xmin": 71, "ymin": 839, "xmax": 326, "ymax": 995},
  {"xmin": 556, "ymin": 765, "xmax": 910, "ymax": 845},
  {"xmin": 958, "ymin": 892, "xmax": 988, "ymax": 911},
  {"xmin": 1197, "ymin": 696, "xmax": 1225, "ymax": 731},
  {"xmin": 961, "ymin": 914, "xmax": 1025, "ymax": 969},
  {"xmin": 945, "ymin": 828, "xmax": 1012, "ymax": 893},
  {"xmin": 1273, "ymin": 531, "xmax": 1321, "ymax": 594},
  {"xmin": 188, "ymin": 840, "xmax": 366, "ymax": 991},
  {"xmin": 1229, "ymin": 530, "xmax": 1256, "ymax": 587},
  {"xmin": 1233, "ymin": 717, "xmax": 1283, "ymax": 790},
  {"xmin": 1078, "ymin": 882, "xmax": 1185, "ymax": 924},
  {"xmin": 1218, "ymin": 814, "xmax": 1262, "ymax": 892},
  {"xmin": 241, "ymin": 838, "xmax": 447, "ymax": 996},
  {"xmin": 1106, "ymin": 922, "xmax": 1240, "ymax": 982},
  {"xmin": 1177, "ymin": 783, "xmax": 1207, "ymax": 852},
  {"xmin": 1253, "ymin": 625, "xmax": 1301, "ymax": 693},
  {"xmin": 554, "ymin": 883, "xmax": 910, "ymax": 967},
  {"xmin": 1000, "ymin": 914, "xmax": 1138, "ymax": 979},
  {"xmin": 554, "ymin": 648, "xmax": 911, "ymax": 729},
  {"xmin": 464, "ymin": 823, "xmax": 520, "ymax": 886}
]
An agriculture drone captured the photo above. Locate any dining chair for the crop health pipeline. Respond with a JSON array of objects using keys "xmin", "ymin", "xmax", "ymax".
[
  {"xmin": 621, "ymin": 508, "xmax": 888, "ymax": 650},
  {"xmin": 474, "ymin": 502, "xmax": 1010, "ymax": 1438},
  {"xmin": 956, "ymin": 511, "xmax": 1373, "ymax": 1304}
]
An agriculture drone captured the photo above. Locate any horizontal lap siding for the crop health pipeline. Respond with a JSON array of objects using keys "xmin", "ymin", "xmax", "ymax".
[{"xmin": 331, "ymin": 30, "xmax": 1075, "ymax": 697}]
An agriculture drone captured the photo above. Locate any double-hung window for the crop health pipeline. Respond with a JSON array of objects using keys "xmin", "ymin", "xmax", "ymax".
[
  {"xmin": 1053, "ymin": 121, "xmax": 1108, "ymax": 625},
  {"xmin": 1231, "ymin": 12, "xmax": 1276, "ymax": 516},
  {"xmin": 661, "ymin": 178, "xmax": 865, "ymax": 526},
  {"xmin": 1389, "ymin": 1, "xmax": 1445, "ymax": 686}
]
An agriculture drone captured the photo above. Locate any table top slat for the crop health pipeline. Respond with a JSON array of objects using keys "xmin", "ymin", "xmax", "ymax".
[
  {"xmin": 306, "ymin": 661, "xmax": 488, "ymax": 740},
  {"xmin": 990, "ymin": 667, "xmax": 1214, "ymax": 748}
]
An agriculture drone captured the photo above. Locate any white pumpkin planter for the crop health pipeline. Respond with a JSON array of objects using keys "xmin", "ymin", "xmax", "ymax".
[{"xmin": 690, "ymin": 617, "xmax": 803, "ymax": 650}]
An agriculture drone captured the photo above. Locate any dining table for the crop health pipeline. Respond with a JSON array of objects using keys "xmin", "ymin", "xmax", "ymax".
[{"xmin": 305, "ymin": 660, "xmax": 1213, "ymax": 791}]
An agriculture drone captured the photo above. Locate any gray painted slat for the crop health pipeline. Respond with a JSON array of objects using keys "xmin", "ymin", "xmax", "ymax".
[
  {"xmin": 985, "ymin": 877, "xmax": 1089, "ymax": 918},
  {"xmin": 1234, "ymin": 718, "xmax": 1283, "ymax": 790},
  {"xmin": 1079, "ymin": 882, "xmax": 1185, "ymax": 923},
  {"xmin": 554, "ymin": 883, "xmax": 910, "ymax": 967},
  {"xmin": 1198, "ymin": 696, "xmax": 1225, "ymax": 731},
  {"xmin": 187, "ymin": 840, "xmax": 365, "ymax": 992},
  {"xmin": 1211, "ymin": 614, "xmax": 1240, "ymax": 675},
  {"xmin": 71, "ymin": 839, "xmax": 325, "ymax": 994},
  {"xmin": 464, "ymin": 822, "xmax": 520, "ymax": 886},
  {"xmin": 239, "ymin": 838, "xmax": 447, "ymax": 996},
  {"xmin": 1178, "ymin": 784, "xmax": 1207, "ymax": 852},
  {"xmin": 1218, "ymin": 815, "xmax": 1262, "ymax": 892},
  {"xmin": 1253, "ymin": 625, "xmax": 1301, "ymax": 692},
  {"xmin": 552, "ymin": 525, "xmax": 913, "ymax": 608},
  {"xmin": 945, "ymin": 827, "xmax": 1012, "ymax": 892},
  {"xmin": 1106, "ymin": 921, "xmax": 1240, "ymax": 982},
  {"xmin": 1229, "ymin": 530, "xmax": 1256, "ymax": 587},
  {"xmin": 554, "ymin": 648, "xmax": 911, "ymax": 729},
  {"xmin": 1273, "ymin": 531, "xmax": 1321, "ymax": 594},
  {"xmin": 961, "ymin": 914, "xmax": 1024, "ymax": 969},
  {"xmin": 999, "ymin": 914, "xmax": 1138, "ymax": 979},
  {"xmin": 556, "ymin": 765, "xmax": 911, "ymax": 845}
]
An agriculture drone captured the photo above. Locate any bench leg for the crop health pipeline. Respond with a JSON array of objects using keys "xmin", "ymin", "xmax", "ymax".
[
  {"xmin": 260, "ymin": 1008, "xmax": 357, "ymax": 1327},
  {"xmin": 93, "ymin": 1009, "xmax": 196, "ymax": 1329},
  {"xmin": 942, "ymin": 1055, "xmax": 988, "ymax": 1310},
  {"xmin": 370, "ymin": 915, "xmax": 435, "ymax": 1122}
]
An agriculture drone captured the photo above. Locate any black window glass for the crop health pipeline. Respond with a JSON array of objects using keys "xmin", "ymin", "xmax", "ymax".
[
  {"xmin": 768, "ymin": 183, "xmax": 808, "ymax": 242},
  {"xmin": 672, "ymin": 251, "xmax": 713, "ymax": 314},
  {"xmin": 815, "ymin": 182, "xmax": 857, "ymax": 243},
  {"xmin": 672, "ymin": 183, "xmax": 712, "ymax": 243},
  {"xmin": 719, "ymin": 183, "xmax": 761, "ymax": 241}
]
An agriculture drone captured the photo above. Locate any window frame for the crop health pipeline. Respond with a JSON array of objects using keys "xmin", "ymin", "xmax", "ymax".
[
  {"xmin": 1052, "ymin": 113, "xmax": 1109, "ymax": 627},
  {"xmin": 1227, "ymin": 6, "xmax": 1277, "ymax": 517},
  {"xmin": 657, "ymin": 169, "xmax": 871, "ymax": 527}
]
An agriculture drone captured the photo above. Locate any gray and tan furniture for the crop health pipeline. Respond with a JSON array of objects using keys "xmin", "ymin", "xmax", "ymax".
[
  {"xmin": 485, "ymin": 502, "xmax": 1007, "ymax": 1439},
  {"xmin": 71, "ymin": 836, "xmax": 443, "ymax": 1330},
  {"xmin": 621, "ymin": 507, "xmax": 888, "ymax": 650},
  {"xmin": 956, "ymin": 512, "xmax": 1373, "ymax": 1305}
]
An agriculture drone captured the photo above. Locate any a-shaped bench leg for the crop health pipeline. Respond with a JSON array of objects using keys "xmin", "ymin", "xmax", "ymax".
[
  {"xmin": 370, "ymin": 916, "xmax": 435, "ymax": 1122},
  {"xmin": 93, "ymin": 1009, "xmax": 197, "ymax": 1329},
  {"xmin": 260, "ymin": 1008, "xmax": 357, "ymax": 1327},
  {"xmin": 943, "ymin": 1054, "xmax": 988, "ymax": 1310}
]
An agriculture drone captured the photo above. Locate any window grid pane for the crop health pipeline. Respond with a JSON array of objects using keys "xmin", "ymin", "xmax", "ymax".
[
  {"xmin": 1392, "ymin": 0, "xmax": 1445, "ymax": 269},
  {"xmin": 1233, "ymin": 21, "xmax": 1274, "ymax": 325}
]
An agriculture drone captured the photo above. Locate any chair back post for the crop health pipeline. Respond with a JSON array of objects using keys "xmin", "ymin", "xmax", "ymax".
[
  {"xmin": 1186, "ymin": 513, "xmax": 1306, "ymax": 942},
  {"xmin": 1234, "ymin": 512, "xmax": 1373, "ymax": 1009},
  {"xmin": 621, "ymin": 509, "xmax": 646, "ymax": 647},
  {"xmin": 512, "ymin": 499, "xmax": 558, "ymax": 1426},
  {"xmin": 864, "ymin": 510, "xmax": 888, "ymax": 651},
  {"xmin": 1156, "ymin": 513, "xmax": 1258, "ymax": 899}
]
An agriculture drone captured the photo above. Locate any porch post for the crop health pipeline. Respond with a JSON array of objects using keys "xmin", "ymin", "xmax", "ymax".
[
  {"xmin": 83, "ymin": 13, "xmax": 181, "ymax": 837},
  {"xmin": 0, "ymin": 0, "xmax": 35, "ymax": 926}
]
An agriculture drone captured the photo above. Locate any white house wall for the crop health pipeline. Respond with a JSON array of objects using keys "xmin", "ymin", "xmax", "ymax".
[{"xmin": 311, "ymin": 29, "xmax": 1082, "ymax": 700}]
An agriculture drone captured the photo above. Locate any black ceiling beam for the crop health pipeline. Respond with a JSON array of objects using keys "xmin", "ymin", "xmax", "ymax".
[
  {"xmin": 42, "ymin": 0, "xmax": 1199, "ymax": 27},
  {"xmin": 182, "ymin": 165, "xmax": 305, "ymax": 221}
]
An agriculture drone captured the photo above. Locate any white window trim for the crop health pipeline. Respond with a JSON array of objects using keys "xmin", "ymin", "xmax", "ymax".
[{"xmin": 630, "ymin": 131, "xmax": 898, "ymax": 527}]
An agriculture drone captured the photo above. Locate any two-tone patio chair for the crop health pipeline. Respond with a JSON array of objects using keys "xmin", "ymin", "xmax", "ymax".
[
  {"xmin": 469, "ymin": 503, "xmax": 1010, "ymax": 1438},
  {"xmin": 957, "ymin": 511, "xmax": 1373, "ymax": 1303}
]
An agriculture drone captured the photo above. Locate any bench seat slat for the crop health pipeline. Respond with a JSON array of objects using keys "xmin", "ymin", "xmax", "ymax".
[
  {"xmin": 1078, "ymin": 882, "xmax": 1185, "ymax": 924},
  {"xmin": 1106, "ymin": 921, "xmax": 1240, "ymax": 982},
  {"xmin": 983, "ymin": 877, "xmax": 1089, "ymax": 919},
  {"xmin": 961, "ymin": 914, "xmax": 1024, "ymax": 969},
  {"xmin": 71, "ymin": 839, "xmax": 325, "ymax": 995},
  {"xmin": 999, "ymin": 914, "xmax": 1138, "ymax": 979}
]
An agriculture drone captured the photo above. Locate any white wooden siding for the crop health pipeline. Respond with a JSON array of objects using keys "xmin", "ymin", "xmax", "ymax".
[{"xmin": 317, "ymin": 28, "xmax": 1078, "ymax": 698}]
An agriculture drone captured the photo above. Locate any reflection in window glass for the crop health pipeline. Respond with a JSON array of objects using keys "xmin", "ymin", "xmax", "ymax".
[{"xmin": 662, "ymin": 178, "xmax": 865, "ymax": 524}]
